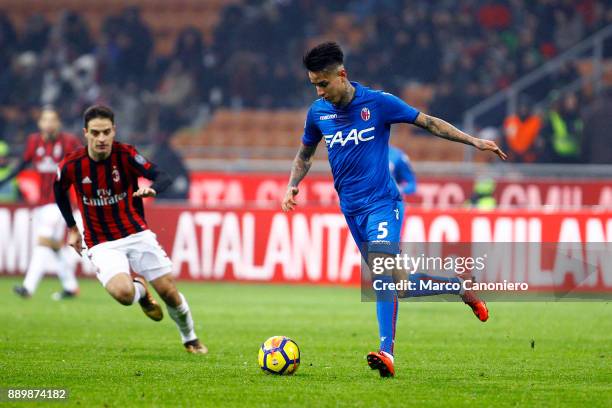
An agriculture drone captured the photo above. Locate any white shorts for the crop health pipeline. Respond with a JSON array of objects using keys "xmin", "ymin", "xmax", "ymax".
[
  {"xmin": 87, "ymin": 230, "xmax": 173, "ymax": 287},
  {"xmin": 33, "ymin": 203, "xmax": 66, "ymax": 242}
]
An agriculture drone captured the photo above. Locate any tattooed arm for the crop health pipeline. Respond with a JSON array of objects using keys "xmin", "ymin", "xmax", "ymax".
[
  {"xmin": 281, "ymin": 143, "xmax": 318, "ymax": 211},
  {"xmin": 414, "ymin": 112, "xmax": 507, "ymax": 160}
]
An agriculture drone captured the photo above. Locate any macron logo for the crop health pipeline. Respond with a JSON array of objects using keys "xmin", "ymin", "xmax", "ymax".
[
  {"xmin": 82, "ymin": 176, "xmax": 92, "ymax": 184},
  {"xmin": 319, "ymin": 114, "xmax": 337, "ymax": 120}
]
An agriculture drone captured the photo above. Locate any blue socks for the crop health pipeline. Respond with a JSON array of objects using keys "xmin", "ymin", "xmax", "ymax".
[
  {"xmin": 374, "ymin": 275, "xmax": 398, "ymax": 355},
  {"xmin": 373, "ymin": 273, "xmax": 463, "ymax": 356}
]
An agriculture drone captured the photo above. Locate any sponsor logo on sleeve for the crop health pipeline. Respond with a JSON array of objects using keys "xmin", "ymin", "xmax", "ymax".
[
  {"xmin": 134, "ymin": 154, "xmax": 147, "ymax": 166},
  {"xmin": 319, "ymin": 114, "xmax": 338, "ymax": 120}
]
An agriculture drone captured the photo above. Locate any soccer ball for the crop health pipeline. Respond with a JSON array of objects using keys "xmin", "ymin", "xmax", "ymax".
[{"xmin": 258, "ymin": 336, "xmax": 300, "ymax": 375}]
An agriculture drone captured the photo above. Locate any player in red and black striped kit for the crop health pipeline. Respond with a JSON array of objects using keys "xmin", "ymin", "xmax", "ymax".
[
  {"xmin": 54, "ymin": 105, "xmax": 206, "ymax": 354},
  {"xmin": 56, "ymin": 133, "xmax": 156, "ymax": 248},
  {"xmin": 0, "ymin": 107, "xmax": 83, "ymax": 300}
]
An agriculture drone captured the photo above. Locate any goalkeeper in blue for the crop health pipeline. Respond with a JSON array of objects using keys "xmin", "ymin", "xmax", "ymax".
[{"xmin": 281, "ymin": 42, "xmax": 507, "ymax": 378}]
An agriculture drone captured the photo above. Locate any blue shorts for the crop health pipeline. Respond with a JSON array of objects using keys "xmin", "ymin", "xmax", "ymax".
[{"xmin": 344, "ymin": 200, "xmax": 404, "ymax": 258}]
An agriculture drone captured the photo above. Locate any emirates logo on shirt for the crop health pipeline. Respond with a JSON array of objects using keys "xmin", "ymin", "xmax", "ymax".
[
  {"xmin": 361, "ymin": 107, "xmax": 371, "ymax": 121},
  {"xmin": 83, "ymin": 189, "xmax": 127, "ymax": 206}
]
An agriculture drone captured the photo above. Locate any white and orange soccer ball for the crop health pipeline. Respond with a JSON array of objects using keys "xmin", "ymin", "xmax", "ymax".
[{"xmin": 258, "ymin": 336, "xmax": 300, "ymax": 375}]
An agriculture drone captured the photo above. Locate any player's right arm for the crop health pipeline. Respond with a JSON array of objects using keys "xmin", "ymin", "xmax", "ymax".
[
  {"xmin": 282, "ymin": 143, "xmax": 318, "ymax": 211},
  {"xmin": 53, "ymin": 159, "xmax": 82, "ymax": 255},
  {"xmin": 282, "ymin": 108, "xmax": 321, "ymax": 212}
]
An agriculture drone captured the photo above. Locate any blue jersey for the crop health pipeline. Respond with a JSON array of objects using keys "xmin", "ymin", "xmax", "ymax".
[
  {"xmin": 388, "ymin": 145, "xmax": 417, "ymax": 196},
  {"xmin": 302, "ymin": 82, "xmax": 419, "ymax": 215}
]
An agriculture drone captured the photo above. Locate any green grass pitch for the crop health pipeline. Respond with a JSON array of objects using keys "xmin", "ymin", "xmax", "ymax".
[{"xmin": 0, "ymin": 277, "xmax": 610, "ymax": 407}]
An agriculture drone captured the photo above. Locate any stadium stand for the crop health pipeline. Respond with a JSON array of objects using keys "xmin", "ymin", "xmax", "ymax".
[{"xmin": 0, "ymin": 0, "xmax": 610, "ymax": 164}]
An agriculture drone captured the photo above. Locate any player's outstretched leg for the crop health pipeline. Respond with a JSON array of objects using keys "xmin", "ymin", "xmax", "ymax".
[
  {"xmin": 461, "ymin": 289, "xmax": 488, "ymax": 322},
  {"xmin": 401, "ymin": 272, "xmax": 489, "ymax": 322},
  {"xmin": 459, "ymin": 273, "xmax": 488, "ymax": 322},
  {"xmin": 150, "ymin": 274, "xmax": 207, "ymax": 354},
  {"xmin": 105, "ymin": 273, "xmax": 163, "ymax": 321}
]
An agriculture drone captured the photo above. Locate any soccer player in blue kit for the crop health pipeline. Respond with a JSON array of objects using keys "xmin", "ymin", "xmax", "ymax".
[
  {"xmin": 389, "ymin": 145, "xmax": 417, "ymax": 196},
  {"xmin": 281, "ymin": 42, "xmax": 507, "ymax": 377}
]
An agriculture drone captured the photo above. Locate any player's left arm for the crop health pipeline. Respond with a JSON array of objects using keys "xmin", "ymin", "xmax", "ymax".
[
  {"xmin": 414, "ymin": 113, "xmax": 507, "ymax": 160},
  {"xmin": 127, "ymin": 147, "xmax": 173, "ymax": 197},
  {"xmin": 282, "ymin": 143, "xmax": 318, "ymax": 212},
  {"xmin": 282, "ymin": 107, "xmax": 322, "ymax": 212},
  {"xmin": 133, "ymin": 166, "xmax": 172, "ymax": 198}
]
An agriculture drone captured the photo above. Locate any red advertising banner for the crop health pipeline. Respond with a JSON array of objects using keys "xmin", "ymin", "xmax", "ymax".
[
  {"xmin": 188, "ymin": 173, "xmax": 612, "ymax": 209},
  {"xmin": 15, "ymin": 171, "xmax": 612, "ymax": 209},
  {"xmin": 1, "ymin": 204, "xmax": 611, "ymax": 291}
]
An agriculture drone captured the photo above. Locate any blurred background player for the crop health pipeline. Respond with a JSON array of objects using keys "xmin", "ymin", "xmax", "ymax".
[
  {"xmin": 388, "ymin": 145, "xmax": 416, "ymax": 197},
  {"xmin": 54, "ymin": 105, "xmax": 206, "ymax": 354},
  {"xmin": 468, "ymin": 177, "xmax": 497, "ymax": 210},
  {"xmin": 282, "ymin": 42, "xmax": 506, "ymax": 377},
  {"xmin": 0, "ymin": 107, "xmax": 82, "ymax": 300},
  {"xmin": 0, "ymin": 141, "xmax": 21, "ymax": 203}
]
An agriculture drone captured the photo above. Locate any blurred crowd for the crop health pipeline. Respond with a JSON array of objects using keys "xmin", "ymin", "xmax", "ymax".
[
  {"xmin": 0, "ymin": 7, "xmax": 210, "ymax": 146},
  {"xmin": 0, "ymin": 0, "xmax": 611, "ymax": 163}
]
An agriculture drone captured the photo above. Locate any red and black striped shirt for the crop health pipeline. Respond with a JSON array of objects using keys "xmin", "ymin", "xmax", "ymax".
[
  {"xmin": 55, "ymin": 141, "xmax": 159, "ymax": 248},
  {"xmin": 23, "ymin": 132, "xmax": 81, "ymax": 205}
]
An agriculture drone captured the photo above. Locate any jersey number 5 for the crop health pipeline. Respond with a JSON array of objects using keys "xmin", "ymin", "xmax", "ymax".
[{"xmin": 377, "ymin": 222, "xmax": 388, "ymax": 239}]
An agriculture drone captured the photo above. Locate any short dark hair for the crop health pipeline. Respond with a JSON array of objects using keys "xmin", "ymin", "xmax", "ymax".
[
  {"xmin": 83, "ymin": 105, "xmax": 114, "ymax": 129},
  {"xmin": 303, "ymin": 41, "xmax": 344, "ymax": 72}
]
